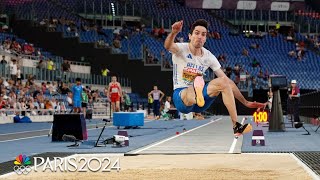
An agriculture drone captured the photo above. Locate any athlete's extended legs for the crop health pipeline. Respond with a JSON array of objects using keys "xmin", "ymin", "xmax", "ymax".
[{"xmin": 181, "ymin": 76, "xmax": 265, "ymax": 124}]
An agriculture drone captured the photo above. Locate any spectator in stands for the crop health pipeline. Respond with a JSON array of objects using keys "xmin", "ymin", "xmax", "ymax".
[
  {"xmin": 62, "ymin": 60, "xmax": 71, "ymax": 72},
  {"xmin": 97, "ymin": 26, "xmax": 108, "ymax": 38},
  {"xmin": 9, "ymin": 59, "xmax": 17, "ymax": 83},
  {"xmin": 0, "ymin": 95, "xmax": 6, "ymax": 111},
  {"xmin": 257, "ymin": 70, "xmax": 264, "ymax": 79},
  {"xmin": 288, "ymin": 50, "xmax": 296, "ymax": 58},
  {"xmin": 163, "ymin": 60, "xmax": 172, "ymax": 69},
  {"xmin": 148, "ymin": 85, "xmax": 165, "ymax": 119},
  {"xmin": 25, "ymin": 74, "xmax": 35, "ymax": 88},
  {"xmin": 81, "ymin": 88, "xmax": 89, "ymax": 118},
  {"xmin": 11, "ymin": 40, "xmax": 21, "ymax": 53},
  {"xmin": 123, "ymin": 91, "xmax": 132, "ymax": 112},
  {"xmin": 47, "ymin": 59, "xmax": 54, "ymax": 70},
  {"xmin": 213, "ymin": 31, "xmax": 221, "ymax": 39},
  {"xmin": 72, "ymin": 78, "xmax": 83, "ymax": 113},
  {"xmin": 1, "ymin": 56, "xmax": 7, "ymax": 76},
  {"xmin": 1, "ymin": 55, "xmax": 6, "ymax": 64},
  {"xmin": 297, "ymin": 49, "xmax": 305, "ymax": 61},
  {"xmin": 66, "ymin": 92, "xmax": 73, "ymax": 111},
  {"xmin": 177, "ymin": 37, "xmax": 184, "ymax": 43},
  {"xmin": 112, "ymin": 39, "xmax": 121, "ymax": 54},
  {"xmin": 146, "ymin": 49, "xmax": 155, "ymax": 64},
  {"xmin": 85, "ymin": 96, "xmax": 93, "ymax": 120},
  {"xmin": 225, "ymin": 66, "xmax": 232, "ymax": 78},
  {"xmin": 286, "ymin": 35, "xmax": 294, "ymax": 42},
  {"xmin": 44, "ymin": 98, "xmax": 54, "ymax": 115},
  {"xmin": 269, "ymin": 28, "xmax": 277, "ymax": 37},
  {"xmin": 61, "ymin": 60, "xmax": 71, "ymax": 81},
  {"xmin": 23, "ymin": 43, "xmax": 34, "ymax": 55},
  {"xmin": 275, "ymin": 22, "xmax": 280, "ymax": 32},
  {"xmin": 217, "ymin": 54, "xmax": 226, "ymax": 63},
  {"xmin": 252, "ymin": 57, "xmax": 260, "ymax": 67},
  {"xmin": 242, "ymin": 48, "xmax": 249, "ymax": 56},
  {"xmin": 107, "ymin": 76, "xmax": 122, "ymax": 112},
  {"xmin": 250, "ymin": 43, "xmax": 260, "ymax": 49},
  {"xmin": 59, "ymin": 82, "xmax": 71, "ymax": 95},
  {"xmin": 101, "ymin": 67, "xmax": 110, "ymax": 77},
  {"xmin": 113, "ymin": 28, "xmax": 120, "ymax": 37},
  {"xmin": 97, "ymin": 39, "xmax": 108, "ymax": 48},
  {"xmin": 16, "ymin": 66, "xmax": 21, "ymax": 83},
  {"xmin": 158, "ymin": 27, "xmax": 166, "ymax": 39}
]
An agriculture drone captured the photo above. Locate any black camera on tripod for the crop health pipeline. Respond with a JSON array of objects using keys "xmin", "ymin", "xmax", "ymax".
[{"xmin": 270, "ymin": 75, "xmax": 287, "ymax": 89}]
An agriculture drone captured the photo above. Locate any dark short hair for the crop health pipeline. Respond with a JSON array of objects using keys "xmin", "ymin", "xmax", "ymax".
[
  {"xmin": 190, "ymin": 19, "xmax": 208, "ymax": 34},
  {"xmin": 76, "ymin": 78, "xmax": 81, "ymax": 82}
]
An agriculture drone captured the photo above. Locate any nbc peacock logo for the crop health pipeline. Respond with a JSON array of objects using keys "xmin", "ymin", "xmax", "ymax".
[{"xmin": 13, "ymin": 154, "xmax": 32, "ymax": 175}]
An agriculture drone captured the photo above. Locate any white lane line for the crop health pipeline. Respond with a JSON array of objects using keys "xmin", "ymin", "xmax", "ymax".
[
  {"xmin": 131, "ymin": 118, "xmax": 223, "ymax": 154},
  {"xmin": 228, "ymin": 117, "xmax": 246, "ymax": 153},
  {"xmin": 0, "ymin": 129, "xmax": 51, "ymax": 136},
  {"xmin": 290, "ymin": 153, "xmax": 320, "ymax": 180}
]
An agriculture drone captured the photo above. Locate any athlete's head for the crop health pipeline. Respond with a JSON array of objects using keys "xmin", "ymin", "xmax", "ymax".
[
  {"xmin": 166, "ymin": 96, "xmax": 171, "ymax": 102},
  {"xmin": 111, "ymin": 76, "xmax": 117, "ymax": 82},
  {"xmin": 153, "ymin": 85, "xmax": 158, "ymax": 90},
  {"xmin": 189, "ymin": 19, "xmax": 208, "ymax": 49},
  {"xmin": 76, "ymin": 78, "xmax": 81, "ymax": 85}
]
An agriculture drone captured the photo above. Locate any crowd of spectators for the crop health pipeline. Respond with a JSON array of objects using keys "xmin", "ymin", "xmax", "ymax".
[{"xmin": 0, "ymin": 75, "xmax": 108, "ymax": 116}]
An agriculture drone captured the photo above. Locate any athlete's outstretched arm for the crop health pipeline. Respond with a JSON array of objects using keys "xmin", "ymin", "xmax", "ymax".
[
  {"xmin": 164, "ymin": 20, "xmax": 183, "ymax": 54},
  {"xmin": 214, "ymin": 69, "xmax": 266, "ymax": 108}
]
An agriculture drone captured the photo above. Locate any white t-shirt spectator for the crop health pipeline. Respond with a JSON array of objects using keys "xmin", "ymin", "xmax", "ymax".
[
  {"xmin": 164, "ymin": 101, "xmax": 171, "ymax": 113},
  {"xmin": 10, "ymin": 63, "xmax": 17, "ymax": 75},
  {"xmin": 113, "ymin": 28, "xmax": 120, "ymax": 35}
]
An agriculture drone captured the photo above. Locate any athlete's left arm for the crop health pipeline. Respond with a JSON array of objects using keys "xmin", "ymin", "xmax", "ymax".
[
  {"xmin": 159, "ymin": 91, "xmax": 165, "ymax": 101},
  {"xmin": 215, "ymin": 68, "xmax": 267, "ymax": 109}
]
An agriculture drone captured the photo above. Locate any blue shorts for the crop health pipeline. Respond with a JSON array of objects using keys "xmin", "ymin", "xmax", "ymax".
[
  {"xmin": 73, "ymin": 100, "xmax": 81, "ymax": 108},
  {"xmin": 173, "ymin": 83, "xmax": 217, "ymax": 114}
]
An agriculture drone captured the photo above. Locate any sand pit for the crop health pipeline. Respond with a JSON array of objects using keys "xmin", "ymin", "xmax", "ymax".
[{"xmin": 1, "ymin": 153, "xmax": 313, "ymax": 180}]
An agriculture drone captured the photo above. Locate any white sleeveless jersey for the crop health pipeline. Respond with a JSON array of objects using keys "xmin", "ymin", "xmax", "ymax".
[{"xmin": 172, "ymin": 43, "xmax": 221, "ymax": 89}]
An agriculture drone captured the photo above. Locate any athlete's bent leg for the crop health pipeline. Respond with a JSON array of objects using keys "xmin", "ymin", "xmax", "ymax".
[
  {"xmin": 227, "ymin": 78, "xmax": 266, "ymax": 108},
  {"xmin": 206, "ymin": 76, "xmax": 238, "ymax": 125}
]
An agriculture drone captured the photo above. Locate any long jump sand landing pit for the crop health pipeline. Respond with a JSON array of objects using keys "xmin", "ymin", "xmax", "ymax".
[{"xmin": 1, "ymin": 153, "xmax": 314, "ymax": 180}]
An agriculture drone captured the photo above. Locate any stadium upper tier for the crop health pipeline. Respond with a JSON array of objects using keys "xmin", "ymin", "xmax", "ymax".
[{"xmin": 2, "ymin": 0, "xmax": 319, "ymax": 89}]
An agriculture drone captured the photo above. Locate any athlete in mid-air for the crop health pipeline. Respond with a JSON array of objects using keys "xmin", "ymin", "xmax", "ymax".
[{"xmin": 164, "ymin": 19, "xmax": 266, "ymax": 136}]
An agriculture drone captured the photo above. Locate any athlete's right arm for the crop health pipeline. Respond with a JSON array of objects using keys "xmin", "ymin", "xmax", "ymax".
[{"xmin": 164, "ymin": 20, "xmax": 183, "ymax": 54}]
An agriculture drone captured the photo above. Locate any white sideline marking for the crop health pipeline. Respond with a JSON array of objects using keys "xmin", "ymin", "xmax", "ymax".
[
  {"xmin": 228, "ymin": 117, "xmax": 246, "ymax": 153},
  {"xmin": 131, "ymin": 118, "xmax": 223, "ymax": 154},
  {"xmin": 0, "ymin": 129, "xmax": 50, "ymax": 136}
]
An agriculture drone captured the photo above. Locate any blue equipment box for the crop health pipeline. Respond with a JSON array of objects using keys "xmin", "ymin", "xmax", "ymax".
[{"xmin": 113, "ymin": 112, "xmax": 144, "ymax": 127}]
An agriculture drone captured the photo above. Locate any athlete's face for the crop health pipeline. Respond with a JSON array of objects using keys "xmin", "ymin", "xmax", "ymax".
[
  {"xmin": 112, "ymin": 77, "xmax": 117, "ymax": 82},
  {"xmin": 153, "ymin": 86, "xmax": 158, "ymax": 90},
  {"xmin": 76, "ymin": 81, "xmax": 81, "ymax": 85},
  {"xmin": 189, "ymin": 26, "xmax": 207, "ymax": 48}
]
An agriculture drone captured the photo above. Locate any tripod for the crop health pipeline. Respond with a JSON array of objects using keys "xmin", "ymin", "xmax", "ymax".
[{"xmin": 95, "ymin": 119, "xmax": 112, "ymax": 147}]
